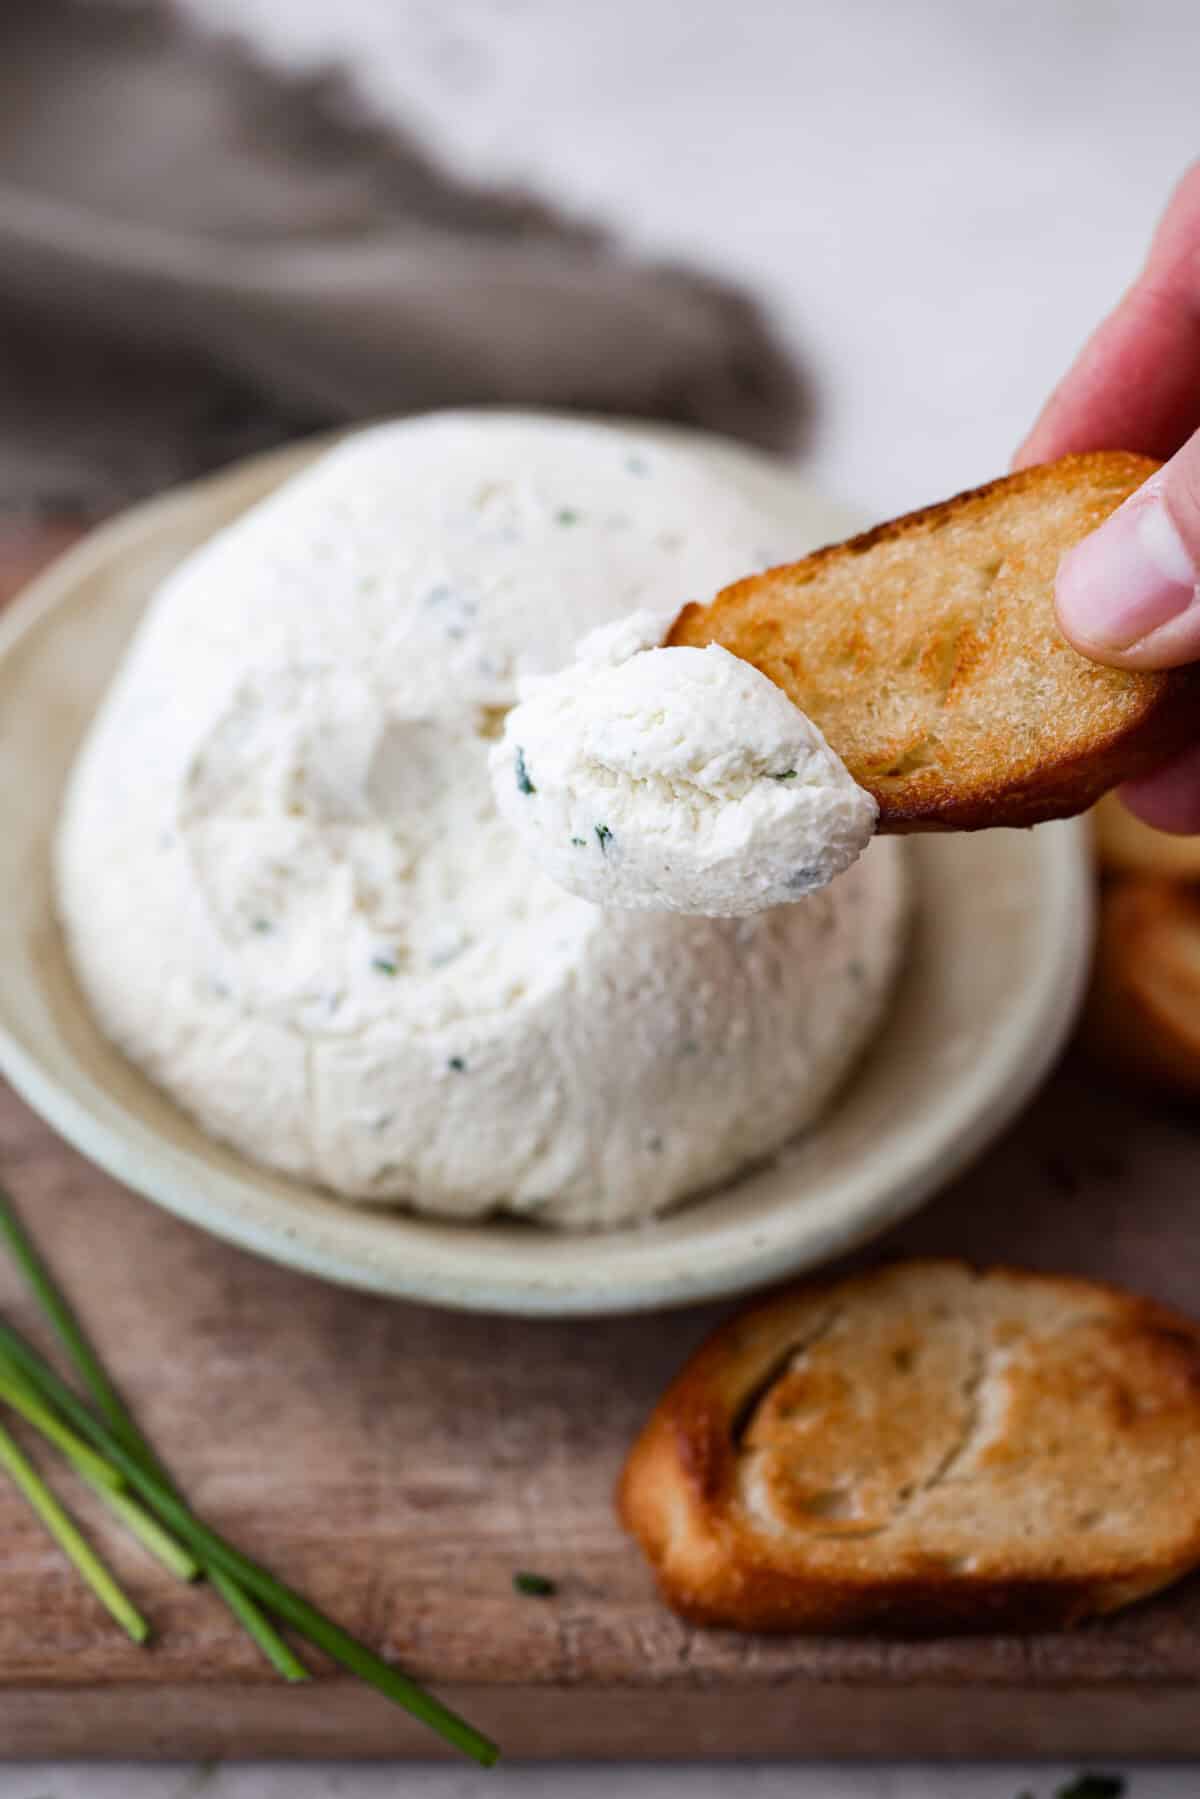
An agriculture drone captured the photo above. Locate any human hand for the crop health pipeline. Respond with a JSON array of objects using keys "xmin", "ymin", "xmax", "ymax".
[{"xmin": 1014, "ymin": 162, "xmax": 1200, "ymax": 832}]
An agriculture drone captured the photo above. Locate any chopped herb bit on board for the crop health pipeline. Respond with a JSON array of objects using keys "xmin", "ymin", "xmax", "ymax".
[
  {"xmin": 371, "ymin": 956, "xmax": 398, "ymax": 977},
  {"xmin": 447, "ymin": 1056, "xmax": 468, "ymax": 1073},
  {"xmin": 555, "ymin": 508, "xmax": 579, "ymax": 526},
  {"xmin": 513, "ymin": 1571, "xmax": 557, "ymax": 1598},
  {"xmin": 595, "ymin": 824, "xmax": 613, "ymax": 853},
  {"xmin": 515, "ymin": 748, "xmax": 536, "ymax": 795}
]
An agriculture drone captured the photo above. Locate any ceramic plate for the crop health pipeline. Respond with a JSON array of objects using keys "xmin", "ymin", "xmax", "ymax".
[{"xmin": 0, "ymin": 428, "xmax": 1093, "ymax": 1316}]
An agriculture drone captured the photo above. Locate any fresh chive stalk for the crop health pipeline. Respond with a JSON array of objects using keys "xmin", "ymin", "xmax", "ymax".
[
  {"xmin": 0, "ymin": 1355, "xmax": 198, "ymax": 1581},
  {"xmin": 0, "ymin": 1415, "xmax": 148, "ymax": 1643},
  {"xmin": 0, "ymin": 1348, "xmax": 200, "ymax": 1581},
  {"xmin": 0, "ymin": 1189, "xmax": 497, "ymax": 1763},
  {"xmin": 0, "ymin": 1363, "xmax": 120, "ymax": 1490},
  {"xmin": 0, "ymin": 1192, "xmax": 130, "ymax": 1441},
  {"xmin": 208, "ymin": 1566, "xmax": 308, "ymax": 1682},
  {"xmin": 0, "ymin": 1186, "xmax": 304, "ymax": 1682},
  {"xmin": 89, "ymin": 1479, "xmax": 200, "ymax": 1583},
  {"xmin": 0, "ymin": 1318, "xmax": 498, "ymax": 1767}
]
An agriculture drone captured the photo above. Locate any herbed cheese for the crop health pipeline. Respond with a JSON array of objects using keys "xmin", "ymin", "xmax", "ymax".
[
  {"xmin": 490, "ymin": 612, "xmax": 878, "ymax": 916},
  {"xmin": 56, "ymin": 412, "xmax": 908, "ymax": 1230}
]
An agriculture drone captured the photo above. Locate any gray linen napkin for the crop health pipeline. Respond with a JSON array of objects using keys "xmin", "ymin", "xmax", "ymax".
[{"xmin": 0, "ymin": 0, "xmax": 803, "ymax": 514}]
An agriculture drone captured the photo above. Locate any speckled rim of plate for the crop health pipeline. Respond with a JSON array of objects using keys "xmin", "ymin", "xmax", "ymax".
[{"xmin": 0, "ymin": 420, "xmax": 1094, "ymax": 1316}]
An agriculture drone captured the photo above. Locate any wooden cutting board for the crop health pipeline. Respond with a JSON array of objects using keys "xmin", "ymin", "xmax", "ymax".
[{"xmin": 2, "ymin": 522, "xmax": 1200, "ymax": 1761}]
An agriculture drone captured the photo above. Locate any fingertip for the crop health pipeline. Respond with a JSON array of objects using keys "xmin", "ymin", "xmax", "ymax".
[
  {"xmin": 1120, "ymin": 747, "xmax": 1200, "ymax": 835},
  {"xmin": 1051, "ymin": 528, "xmax": 1152, "ymax": 670},
  {"xmin": 1053, "ymin": 482, "xmax": 1200, "ymax": 669}
]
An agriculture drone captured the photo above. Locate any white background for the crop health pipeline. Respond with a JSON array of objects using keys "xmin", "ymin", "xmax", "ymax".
[
  {"xmin": 188, "ymin": 0, "xmax": 1197, "ymax": 520},
  {"xmin": 6, "ymin": 1, "xmax": 1198, "ymax": 1793}
]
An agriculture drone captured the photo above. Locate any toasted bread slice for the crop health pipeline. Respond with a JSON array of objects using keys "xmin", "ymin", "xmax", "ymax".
[
  {"xmin": 1083, "ymin": 877, "xmax": 1200, "ymax": 1097},
  {"xmin": 1092, "ymin": 791, "xmax": 1200, "ymax": 880},
  {"xmin": 618, "ymin": 1259, "xmax": 1200, "ymax": 1632},
  {"xmin": 668, "ymin": 452, "xmax": 1200, "ymax": 830}
]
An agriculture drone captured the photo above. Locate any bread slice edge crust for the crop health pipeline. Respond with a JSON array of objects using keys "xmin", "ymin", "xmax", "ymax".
[
  {"xmin": 618, "ymin": 1258, "xmax": 1200, "ymax": 1633},
  {"xmin": 668, "ymin": 454, "xmax": 1200, "ymax": 831}
]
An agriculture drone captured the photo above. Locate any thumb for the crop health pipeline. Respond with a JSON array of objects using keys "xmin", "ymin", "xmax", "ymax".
[{"xmin": 1055, "ymin": 432, "xmax": 1200, "ymax": 669}]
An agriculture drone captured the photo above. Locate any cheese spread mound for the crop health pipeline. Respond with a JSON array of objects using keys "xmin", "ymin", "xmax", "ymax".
[
  {"xmin": 489, "ymin": 611, "xmax": 877, "ymax": 915},
  {"xmin": 56, "ymin": 412, "xmax": 908, "ymax": 1230}
]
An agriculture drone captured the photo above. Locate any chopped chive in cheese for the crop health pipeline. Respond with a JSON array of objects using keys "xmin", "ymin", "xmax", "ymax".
[{"xmin": 515, "ymin": 748, "xmax": 536, "ymax": 795}]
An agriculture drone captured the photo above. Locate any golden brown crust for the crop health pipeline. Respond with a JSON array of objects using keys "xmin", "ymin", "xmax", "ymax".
[
  {"xmin": 618, "ymin": 1259, "xmax": 1200, "ymax": 1632},
  {"xmin": 667, "ymin": 453, "xmax": 1200, "ymax": 832},
  {"xmin": 1083, "ymin": 877, "xmax": 1200, "ymax": 1098},
  {"xmin": 1092, "ymin": 792, "xmax": 1200, "ymax": 880}
]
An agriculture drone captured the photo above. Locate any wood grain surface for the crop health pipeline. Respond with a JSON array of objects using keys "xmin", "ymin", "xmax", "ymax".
[{"xmin": 2, "ymin": 520, "xmax": 1200, "ymax": 1760}]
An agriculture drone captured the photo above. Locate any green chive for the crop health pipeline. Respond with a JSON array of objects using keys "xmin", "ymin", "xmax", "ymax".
[
  {"xmin": 0, "ymin": 1357, "xmax": 197, "ymax": 1581},
  {"xmin": 0, "ymin": 1186, "xmax": 304, "ymax": 1681},
  {"xmin": 0, "ymin": 1364, "xmax": 121, "ymax": 1490},
  {"xmin": 0, "ymin": 1189, "xmax": 130, "ymax": 1445},
  {"xmin": 90, "ymin": 1481, "xmax": 199, "ymax": 1584},
  {"xmin": 0, "ymin": 1320, "xmax": 498, "ymax": 1767},
  {"xmin": 513, "ymin": 1571, "xmax": 556, "ymax": 1598},
  {"xmin": 0, "ymin": 1416, "xmax": 148, "ymax": 1643},
  {"xmin": 209, "ymin": 1567, "xmax": 307, "ymax": 1682},
  {"xmin": 514, "ymin": 748, "xmax": 536, "ymax": 795}
]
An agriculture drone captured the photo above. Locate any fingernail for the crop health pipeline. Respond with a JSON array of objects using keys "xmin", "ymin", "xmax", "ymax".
[{"xmin": 1056, "ymin": 490, "xmax": 1196, "ymax": 651}]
